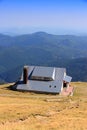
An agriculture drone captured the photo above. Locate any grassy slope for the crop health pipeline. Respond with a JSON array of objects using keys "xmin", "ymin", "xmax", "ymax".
[{"xmin": 0, "ymin": 82, "xmax": 87, "ymax": 130}]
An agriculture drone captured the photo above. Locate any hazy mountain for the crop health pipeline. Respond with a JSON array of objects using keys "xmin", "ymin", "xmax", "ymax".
[{"xmin": 0, "ymin": 32, "xmax": 87, "ymax": 82}]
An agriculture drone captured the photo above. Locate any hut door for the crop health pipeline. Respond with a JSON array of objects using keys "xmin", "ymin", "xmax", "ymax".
[{"xmin": 63, "ymin": 81, "xmax": 67, "ymax": 87}]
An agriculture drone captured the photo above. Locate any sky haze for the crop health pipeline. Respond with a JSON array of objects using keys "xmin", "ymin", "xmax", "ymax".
[{"xmin": 0, "ymin": 0, "xmax": 87, "ymax": 35}]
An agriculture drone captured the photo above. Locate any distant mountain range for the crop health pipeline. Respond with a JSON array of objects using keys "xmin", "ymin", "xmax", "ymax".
[{"xmin": 0, "ymin": 32, "xmax": 87, "ymax": 83}]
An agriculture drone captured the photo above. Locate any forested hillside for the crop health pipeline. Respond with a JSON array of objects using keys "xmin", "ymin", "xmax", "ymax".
[{"xmin": 0, "ymin": 32, "xmax": 87, "ymax": 82}]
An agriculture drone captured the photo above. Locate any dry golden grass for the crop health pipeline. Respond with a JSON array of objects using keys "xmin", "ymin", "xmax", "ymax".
[{"xmin": 0, "ymin": 82, "xmax": 87, "ymax": 130}]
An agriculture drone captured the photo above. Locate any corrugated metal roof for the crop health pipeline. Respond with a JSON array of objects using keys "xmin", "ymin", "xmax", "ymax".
[
  {"xmin": 31, "ymin": 66, "xmax": 55, "ymax": 81},
  {"xmin": 17, "ymin": 66, "xmax": 67, "ymax": 93}
]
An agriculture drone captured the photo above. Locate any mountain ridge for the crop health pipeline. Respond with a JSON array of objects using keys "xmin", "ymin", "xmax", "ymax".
[{"xmin": 0, "ymin": 32, "xmax": 87, "ymax": 82}]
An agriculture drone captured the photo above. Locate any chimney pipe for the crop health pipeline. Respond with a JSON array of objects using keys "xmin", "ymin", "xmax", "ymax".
[{"xmin": 23, "ymin": 66, "xmax": 28, "ymax": 84}]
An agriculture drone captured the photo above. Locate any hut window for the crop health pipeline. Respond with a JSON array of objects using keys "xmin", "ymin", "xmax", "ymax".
[{"xmin": 49, "ymin": 85, "xmax": 51, "ymax": 88}]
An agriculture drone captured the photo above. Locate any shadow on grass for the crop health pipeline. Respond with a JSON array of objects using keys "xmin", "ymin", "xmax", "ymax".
[{"xmin": 6, "ymin": 83, "xmax": 17, "ymax": 91}]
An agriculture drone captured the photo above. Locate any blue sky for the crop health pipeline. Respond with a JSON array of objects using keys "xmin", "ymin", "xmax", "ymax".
[{"xmin": 0, "ymin": 0, "xmax": 87, "ymax": 35}]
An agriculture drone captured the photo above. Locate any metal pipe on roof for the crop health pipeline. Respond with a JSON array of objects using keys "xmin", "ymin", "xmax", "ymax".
[{"xmin": 23, "ymin": 66, "xmax": 28, "ymax": 84}]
